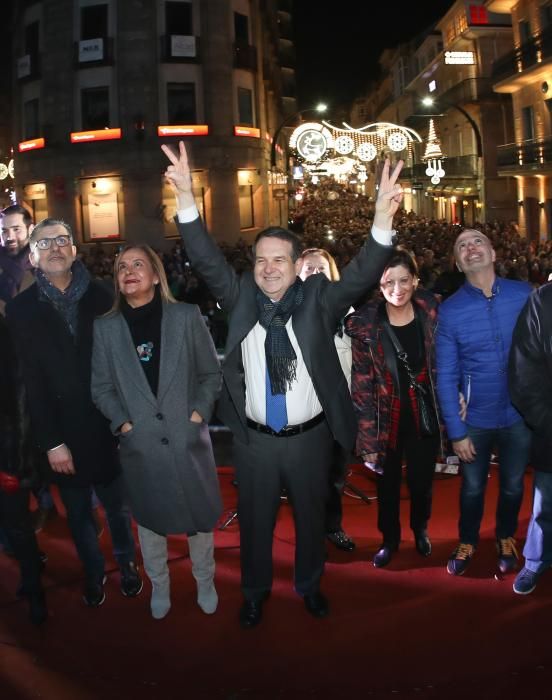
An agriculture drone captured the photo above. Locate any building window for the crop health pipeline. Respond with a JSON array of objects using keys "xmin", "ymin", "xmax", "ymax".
[
  {"xmin": 25, "ymin": 21, "xmax": 40, "ymax": 62},
  {"xmin": 23, "ymin": 98, "xmax": 39, "ymax": 139},
  {"xmin": 522, "ymin": 105, "xmax": 535, "ymax": 141},
  {"xmin": 519, "ymin": 20, "xmax": 531, "ymax": 44},
  {"xmin": 81, "ymin": 87, "xmax": 110, "ymax": 130},
  {"xmin": 167, "ymin": 83, "xmax": 196, "ymax": 123},
  {"xmin": 234, "ymin": 12, "xmax": 249, "ymax": 45},
  {"xmin": 239, "ymin": 185, "xmax": 254, "ymax": 229},
  {"xmin": 166, "ymin": 1, "xmax": 193, "ymax": 34},
  {"xmin": 81, "ymin": 4, "xmax": 108, "ymax": 39},
  {"xmin": 541, "ymin": 4, "xmax": 552, "ymax": 29},
  {"xmin": 237, "ymin": 87, "xmax": 253, "ymax": 126}
]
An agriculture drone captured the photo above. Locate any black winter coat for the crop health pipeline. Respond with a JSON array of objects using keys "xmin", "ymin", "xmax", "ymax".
[
  {"xmin": 6, "ymin": 281, "xmax": 121, "ymax": 487},
  {"xmin": 508, "ymin": 282, "xmax": 552, "ymax": 472},
  {"xmin": 0, "ymin": 315, "xmax": 47, "ymax": 488}
]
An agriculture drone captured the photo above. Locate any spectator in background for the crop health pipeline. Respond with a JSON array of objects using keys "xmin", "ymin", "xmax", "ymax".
[{"xmin": 297, "ymin": 247, "xmax": 356, "ymax": 553}]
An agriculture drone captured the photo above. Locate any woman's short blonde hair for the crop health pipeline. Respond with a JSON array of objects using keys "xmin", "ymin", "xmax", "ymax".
[
  {"xmin": 110, "ymin": 244, "xmax": 176, "ymax": 312},
  {"xmin": 299, "ymin": 247, "xmax": 340, "ymax": 281}
]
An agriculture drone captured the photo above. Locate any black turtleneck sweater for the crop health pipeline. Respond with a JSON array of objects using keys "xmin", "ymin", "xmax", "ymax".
[{"xmin": 120, "ymin": 288, "xmax": 163, "ymax": 396}]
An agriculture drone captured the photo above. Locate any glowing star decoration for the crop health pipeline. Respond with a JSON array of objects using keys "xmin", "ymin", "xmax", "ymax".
[
  {"xmin": 356, "ymin": 143, "xmax": 377, "ymax": 161},
  {"xmin": 0, "ymin": 163, "xmax": 8, "ymax": 180},
  {"xmin": 334, "ymin": 135, "xmax": 354, "ymax": 155},
  {"xmin": 387, "ymin": 132, "xmax": 408, "ymax": 152}
]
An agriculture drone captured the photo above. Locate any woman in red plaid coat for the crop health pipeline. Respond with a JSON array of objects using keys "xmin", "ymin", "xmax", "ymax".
[{"xmin": 346, "ymin": 248, "xmax": 441, "ymax": 568}]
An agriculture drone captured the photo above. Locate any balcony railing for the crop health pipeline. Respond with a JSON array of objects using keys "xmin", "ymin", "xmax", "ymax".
[
  {"xmin": 497, "ymin": 138, "xmax": 552, "ymax": 169},
  {"xmin": 234, "ymin": 42, "xmax": 257, "ymax": 71},
  {"xmin": 492, "ymin": 24, "xmax": 552, "ymax": 83},
  {"xmin": 401, "ymin": 155, "xmax": 479, "ymax": 181},
  {"xmin": 438, "ymin": 78, "xmax": 500, "ymax": 107}
]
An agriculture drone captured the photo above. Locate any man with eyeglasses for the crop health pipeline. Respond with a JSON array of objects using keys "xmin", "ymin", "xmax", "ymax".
[{"xmin": 6, "ymin": 218, "xmax": 142, "ymax": 607}]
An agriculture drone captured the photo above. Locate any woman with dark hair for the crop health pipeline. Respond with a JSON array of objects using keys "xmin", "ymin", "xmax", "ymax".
[
  {"xmin": 91, "ymin": 245, "xmax": 222, "ymax": 619},
  {"xmin": 346, "ymin": 248, "xmax": 442, "ymax": 567}
]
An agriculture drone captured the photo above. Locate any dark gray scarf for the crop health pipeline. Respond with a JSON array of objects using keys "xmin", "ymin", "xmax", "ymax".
[
  {"xmin": 36, "ymin": 259, "xmax": 90, "ymax": 337},
  {"xmin": 256, "ymin": 277, "xmax": 303, "ymax": 394}
]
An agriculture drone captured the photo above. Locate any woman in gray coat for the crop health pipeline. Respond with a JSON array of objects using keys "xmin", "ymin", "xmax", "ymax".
[{"xmin": 91, "ymin": 245, "xmax": 222, "ymax": 619}]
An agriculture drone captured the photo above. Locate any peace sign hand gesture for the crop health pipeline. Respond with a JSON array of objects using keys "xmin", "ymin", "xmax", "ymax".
[
  {"xmin": 373, "ymin": 158, "xmax": 404, "ymax": 231},
  {"xmin": 161, "ymin": 140, "xmax": 195, "ymax": 209}
]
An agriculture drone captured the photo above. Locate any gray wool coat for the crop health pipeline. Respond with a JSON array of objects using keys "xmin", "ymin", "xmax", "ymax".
[{"xmin": 91, "ymin": 301, "xmax": 223, "ymax": 535}]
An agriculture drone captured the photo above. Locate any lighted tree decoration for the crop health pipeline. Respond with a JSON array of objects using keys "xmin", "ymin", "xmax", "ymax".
[{"xmin": 423, "ymin": 119, "xmax": 445, "ymax": 185}]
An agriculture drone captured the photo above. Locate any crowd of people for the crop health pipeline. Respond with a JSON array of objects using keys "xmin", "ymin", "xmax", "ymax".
[{"xmin": 1, "ymin": 144, "xmax": 551, "ymax": 632}]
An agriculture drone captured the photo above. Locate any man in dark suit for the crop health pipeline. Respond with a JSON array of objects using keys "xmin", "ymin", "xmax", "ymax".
[
  {"xmin": 163, "ymin": 142, "xmax": 403, "ymax": 627},
  {"xmin": 6, "ymin": 218, "xmax": 142, "ymax": 607}
]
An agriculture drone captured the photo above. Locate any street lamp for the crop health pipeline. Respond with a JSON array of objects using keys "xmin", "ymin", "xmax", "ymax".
[
  {"xmin": 421, "ymin": 96, "xmax": 482, "ymax": 158},
  {"xmin": 270, "ymin": 102, "xmax": 327, "ymax": 169}
]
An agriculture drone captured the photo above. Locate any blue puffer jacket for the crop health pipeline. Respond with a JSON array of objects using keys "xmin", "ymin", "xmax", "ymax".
[{"xmin": 435, "ymin": 277, "xmax": 531, "ymax": 440}]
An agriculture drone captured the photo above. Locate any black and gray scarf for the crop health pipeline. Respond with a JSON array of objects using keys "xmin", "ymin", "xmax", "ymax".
[
  {"xmin": 36, "ymin": 259, "xmax": 90, "ymax": 337},
  {"xmin": 256, "ymin": 277, "xmax": 303, "ymax": 395}
]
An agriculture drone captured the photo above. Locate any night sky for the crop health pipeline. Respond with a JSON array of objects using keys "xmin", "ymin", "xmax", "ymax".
[{"xmin": 293, "ymin": 0, "xmax": 456, "ymax": 109}]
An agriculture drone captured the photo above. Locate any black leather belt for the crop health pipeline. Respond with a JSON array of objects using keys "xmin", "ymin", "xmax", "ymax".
[{"xmin": 246, "ymin": 412, "xmax": 325, "ymax": 437}]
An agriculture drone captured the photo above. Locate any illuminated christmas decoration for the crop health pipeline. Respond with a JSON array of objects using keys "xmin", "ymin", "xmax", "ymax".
[
  {"xmin": 356, "ymin": 143, "xmax": 377, "ymax": 161},
  {"xmin": 387, "ymin": 132, "xmax": 408, "ymax": 152},
  {"xmin": 422, "ymin": 119, "xmax": 446, "ymax": 185},
  {"xmin": 288, "ymin": 120, "xmax": 422, "ymax": 186},
  {"xmin": 334, "ymin": 135, "xmax": 354, "ymax": 155}
]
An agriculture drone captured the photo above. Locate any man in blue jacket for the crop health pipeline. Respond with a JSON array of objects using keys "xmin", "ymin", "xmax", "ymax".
[{"xmin": 436, "ymin": 229, "xmax": 531, "ymax": 576}]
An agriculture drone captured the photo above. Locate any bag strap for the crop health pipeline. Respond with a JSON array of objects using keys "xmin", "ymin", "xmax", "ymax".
[{"xmin": 383, "ymin": 321, "xmax": 418, "ymax": 386}]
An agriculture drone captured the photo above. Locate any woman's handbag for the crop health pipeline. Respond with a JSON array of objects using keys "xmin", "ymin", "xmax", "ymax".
[{"xmin": 383, "ymin": 322, "xmax": 439, "ymax": 437}]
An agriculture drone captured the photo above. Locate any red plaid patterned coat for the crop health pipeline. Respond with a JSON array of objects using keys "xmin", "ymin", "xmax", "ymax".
[{"xmin": 345, "ymin": 289, "xmax": 442, "ymax": 468}]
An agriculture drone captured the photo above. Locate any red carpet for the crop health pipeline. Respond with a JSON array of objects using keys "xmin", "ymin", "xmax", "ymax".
[{"xmin": 1, "ymin": 465, "xmax": 551, "ymax": 700}]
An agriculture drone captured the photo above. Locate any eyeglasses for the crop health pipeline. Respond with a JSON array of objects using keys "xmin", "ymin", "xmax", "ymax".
[
  {"xmin": 381, "ymin": 278, "xmax": 415, "ymax": 290},
  {"xmin": 33, "ymin": 235, "xmax": 72, "ymax": 250}
]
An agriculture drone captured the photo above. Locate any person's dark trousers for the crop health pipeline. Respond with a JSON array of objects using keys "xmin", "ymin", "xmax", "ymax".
[
  {"xmin": 325, "ymin": 441, "xmax": 350, "ymax": 533},
  {"xmin": 377, "ymin": 413, "xmax": 439, "ymax": 546},
  {"xmin": 459, "ymin": 420, "xmax": 531, "ymax": 545},
  {"xmin": 234, "ymin": 419, "xmax": 333, "ymax": 601},
  {"xmin": 58, "ymin": 474, "xmax": 136, "ymax": 584},
  {"xmin": 0, "ymin": 488, "xmax": 43, "ymax": 595}
]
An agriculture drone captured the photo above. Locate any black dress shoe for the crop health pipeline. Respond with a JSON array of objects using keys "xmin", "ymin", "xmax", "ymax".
[
  {"xmin": 303, "ymin": 592, "xmax": 329, "ymax": 618},
  {"xmin": 415, "ymin": 533, "xmax": 432, "ymax": 557},
  {"xmin": 239, "ymin": 599, "xmax": 264, "ymax": 628},
  {"xmin": 326, "ymin": 530, "xmax": 356, "ymax": 552},
  {"xmin": 373, "ymin": 544, "xmax": 398, "ymax": 568}
]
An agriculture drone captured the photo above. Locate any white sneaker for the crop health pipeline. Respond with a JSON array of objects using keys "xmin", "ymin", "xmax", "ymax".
[{"xmin": 197, "ymin": 582, "xmax": 218, "ymax": 614}]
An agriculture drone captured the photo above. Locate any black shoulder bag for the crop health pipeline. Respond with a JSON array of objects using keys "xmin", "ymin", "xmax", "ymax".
[{"xmin": 383, "ymin": 321, "xmax": 439, "ymax": 437}]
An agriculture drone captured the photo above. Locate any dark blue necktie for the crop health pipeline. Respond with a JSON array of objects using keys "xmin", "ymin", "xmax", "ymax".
[{"xmin": 265, "ymin": 368, "xmax": 287, "ymax": 433}]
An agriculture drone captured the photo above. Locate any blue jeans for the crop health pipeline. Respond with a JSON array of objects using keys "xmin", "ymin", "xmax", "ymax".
[
  {"xmin": 58, "ymin": 475, "xmax": 135, "ymax": 583},
  {"xmin": 459, "ymin": 421, "xmax": 530, "ymax": 545},
  {"xmin": 523, "ymin": 470, "xmax": 552, "ymax": 573}
]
